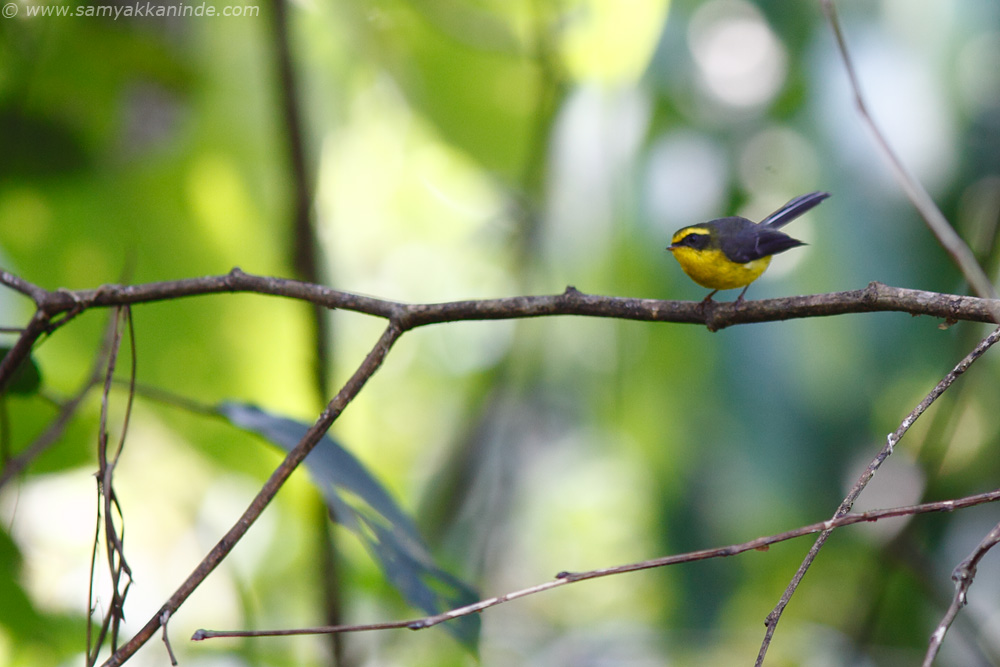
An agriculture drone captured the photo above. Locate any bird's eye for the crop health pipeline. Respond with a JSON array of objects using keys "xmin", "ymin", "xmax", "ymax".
[{"xmin": 682, "ymin": 233, "xmax": 709, "ymax": 249}]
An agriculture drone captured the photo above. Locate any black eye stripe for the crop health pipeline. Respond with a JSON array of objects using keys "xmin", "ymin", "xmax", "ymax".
[{"xmin": 681, "ymin": 233, "xmax": 709, "ymax": 249}]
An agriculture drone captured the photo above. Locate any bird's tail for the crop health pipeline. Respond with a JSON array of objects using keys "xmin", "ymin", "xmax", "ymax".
[{"xmin": 761, "ymin": 191, "xmax": 831, "ymax": 228}]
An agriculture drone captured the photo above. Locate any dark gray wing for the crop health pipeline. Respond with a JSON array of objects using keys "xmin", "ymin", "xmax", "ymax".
[{"xmin": 722, "ymin": 226, "xmax": 805, "ymax": 263}]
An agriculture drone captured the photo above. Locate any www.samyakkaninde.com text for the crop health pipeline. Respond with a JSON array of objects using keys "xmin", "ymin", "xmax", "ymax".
[{"xmin": 13, "ymin": 2, "xmax": 259, "ymax": 19}]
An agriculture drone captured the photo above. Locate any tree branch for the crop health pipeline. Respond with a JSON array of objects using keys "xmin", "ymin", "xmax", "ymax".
[
  {"xmin": 756, "ymin": 325, "xmax": 1000, "ymax": 665},
  {"xmin": 4, "ymin": 266, "xmax": 997, "ymax": 664},
  {"xmin": 100, "ymin": 322, "xmax": 403, "ymax": 667},
  {"xmin": 190, "ymin": 489, "xmax": 1000, "ymax": 641},
  {"xmin": 820, "ymin": 0, "xmax": 997, "ymax": 303},
  {"xmin": 923, "ymin": 520, "xmax": 1000, "ymax": 667},
  {"xmin": 0, "ymin": 269, "xmax": 995, "ymax": 348}
]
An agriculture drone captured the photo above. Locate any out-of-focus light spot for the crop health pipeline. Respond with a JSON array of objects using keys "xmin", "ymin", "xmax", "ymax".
[
  {"xmin": 515, "ymin": 432, "xmax": 657, "ymax": 590},
  {"xmin": 316, "ymin": 77, "xmax": 509, "ymax": 302},
  {"xmin": 560, "ymin": 0, "xmax": 669, "ymax": 84},
  {"xmin": 545, "ymin": 85, "xmax": 651, "ymax": 265},
  {"xmin": 63, "ymin": 241, "xmax": 112, "ymax": 287},
  {"xmin": 816, "ymin": 38, "xmax": 958, "ymax": 193},
  {"xmin": 0, "ymin": 470, "xmax": 95, "ymax": 614},
  {"xmin": 938, "ymin": 398, "xmax": 992, "ymax": 475},
  {"xmin": 847, "ymin": 448, "xmax": 925, "ymax": 543},
  {"xmin": 688, "ymin": 0, "xmax": 787, "ymax": 109},
  {"xmin": 429, "ymin": 319, "xmax": 515, "ymax": 376},
  {"xmin": 643, "ymin": 131, "xmax": 728, "ymax": 230},
  {"xmin": 956, "ymin": 31, "xmax": 1000, "ymax": 115},
  {"xmin": 117, "ymin": 83, "xmax": 183, "ymax": 159},
  {"xmin": 882, "ymin": 0, "xmax": 955, "ymax": 56},
  {"xmin": 186, "ymin": 155, "xmax": 261, "ymax": 258},
  {"xmin": 0, "ymin": 188, "xmax": 51, "ymax": 252},
  {"xmin": 958, "ymin": 176, "xmax": 1000, "ymax": 259},
  {"xmin": 414, "ymin": 143, "xmax": 500, "ymax": 222},
  {"xmin": 197, "ymin": 474, "xmax": 280, "ymax": 577},
  {"xmin": 737, "ymin": 126, "xmax": 821, "ymax": 196}
]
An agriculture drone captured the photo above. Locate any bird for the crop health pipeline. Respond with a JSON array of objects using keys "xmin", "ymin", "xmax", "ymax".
[{"xmin": 667, "ymin": 191, "xmax": 830, "ymax": 302}]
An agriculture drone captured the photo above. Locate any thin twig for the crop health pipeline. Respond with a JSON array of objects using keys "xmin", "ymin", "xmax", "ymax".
[
  {"xmin": 0, "ymin": 269, "xmax": 48, "ymax": 302},
  {"xmin": 100, "ymin": 322, "xmax": 403, "ymax": 667},
  {"xmin": 86, "ymin": 486, "xmax": 103, "ymax": 666},
  {"xmin": 820, "ymin": 0, "xmax": 997, "ymax": 303},
  {"xmin": 815, "ymin": 6, "xmax": 998, "ymax": 661},
  {"xmin": 91, "ymin": 307, "xmax": 135, "ymax": 660},
  {"xmin": 3, "ymin": 267, "xmax": 996, "ymax": 664},
  {"xmin": 68, "ymin": 314, "xmax": 133, "ymax": 665},
  {"xmin": 160, "ymin": 610, "xmax": 178, "ymax": 666},
  {"xmin": 756, "ymin": 325, "xmax": 1000, "ymax": 665},
  {"xmin": 0, "ymin": 312, "xmax": 122, "ymax": 490},
  {"xmin": 923, "ymin": 521, "xmax": 1000, "ymax": 667},
  {"xmin": 190, "ymin": 489, "xmax": 1000, "ymax": 640}
]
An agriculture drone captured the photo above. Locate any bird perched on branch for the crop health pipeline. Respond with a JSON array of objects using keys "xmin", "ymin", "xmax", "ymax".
[{"xmin": 667, "ymin": 191, "xmax": 830, "ymax": 302}]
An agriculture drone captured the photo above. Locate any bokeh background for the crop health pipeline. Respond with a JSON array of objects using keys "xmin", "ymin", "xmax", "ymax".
[{"xmin": 3, "ymin": 0, "xmax": 1000, "ymax": 665}]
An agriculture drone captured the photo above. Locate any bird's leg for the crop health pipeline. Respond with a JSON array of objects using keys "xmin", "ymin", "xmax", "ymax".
[
  {"xmin": 700, "ymin": 289, "xmax": 719, "ymax": 304},
  {"xmin": 734, "ymin": 285, "xmax": 751, "ymax": 303}
]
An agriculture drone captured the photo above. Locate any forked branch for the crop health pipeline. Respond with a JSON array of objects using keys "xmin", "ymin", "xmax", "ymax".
[{"xmin": 756, "ymin": 325, "xmax": 1000, "ymax": 666}]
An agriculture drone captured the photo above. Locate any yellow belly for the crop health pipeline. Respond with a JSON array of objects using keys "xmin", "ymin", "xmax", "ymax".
[{"xmin": 670, "ymin": 247, "xmax": 772, "ymax": 290}]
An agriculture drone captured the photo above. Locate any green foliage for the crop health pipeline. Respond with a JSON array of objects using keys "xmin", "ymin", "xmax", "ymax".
[
  {"xmin": 0, "ymin": 528, "xmax": 85, "ymax": 666},
  {"xmin": 2, "ymin": 0, "xmax": 999, "ymax": 665}
]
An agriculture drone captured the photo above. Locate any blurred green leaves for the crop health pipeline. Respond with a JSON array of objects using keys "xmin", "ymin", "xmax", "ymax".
[
  {"xmin": 351, "ymin": 1, "xmax": 546, "ymax": 178},
  {"xmin": 0, "ymin": 107, "xmax": 90, "ymax": 178},
  {"xmin": 1, "ymin": 0, "xmax": 998, "ymax": 665},
  {"xmin": 338, "ymin": 0, "xmax": 668, "ymax": 177},
  {"xmin": 0, "ymin": 528, "xmax": 84, "ymax": 667}
]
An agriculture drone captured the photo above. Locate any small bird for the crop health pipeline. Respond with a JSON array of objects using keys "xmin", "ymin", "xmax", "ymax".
[{"xmin": 667, "ymin": 191, "xmax": 830, "ymax": 302}]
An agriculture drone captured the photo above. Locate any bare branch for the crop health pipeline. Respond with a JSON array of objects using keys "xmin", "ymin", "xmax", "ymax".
[
  {"xmin": 757, "ymin": 325, "xmax": 1000, "ymax": 665},
  {"xmin": 0, "ymin": 270, "xmax": 996, "ymax": 345},
  {"xmin": 923, "ymin": 521, "xmax": 1000, "ymax": 667},
  {"xmin": 190, "ymin": 489, "xmax": 1000, "ymax": 641},
  {"xmin": 88, "ymin": 307, "xmax": 135, "ymax": 665},
  {"xmin": 160, "ymin": 610, "xmax": 178, "ymax": 666},
  {"xmin": 0, "ymin": 269, "xmax": 49, "ymax": 303},
  {"xmin": 820, "ymin": 0, "xmax": 997, "ymax": 303},
  {"xmin": 100, "ymin": 322, "xmax": 403, "ymax": 667},
  {"xmin": 4, "ymin": 266, "xmax": 997, "ymax": 664}
]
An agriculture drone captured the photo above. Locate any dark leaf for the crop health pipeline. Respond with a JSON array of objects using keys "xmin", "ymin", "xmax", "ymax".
[
  {"xmin": 0, "ymin": 346, "xmax": 42, "ymax": 396},
  {"xmin": 217, "ymin": 401, "xmax": 481, "ymax": 651}
]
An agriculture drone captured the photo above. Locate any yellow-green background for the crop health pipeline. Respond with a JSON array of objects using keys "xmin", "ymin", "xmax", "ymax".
[{"xmin": 2, "ymin": 0, "xmax": 1000, "ymax": 665}]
